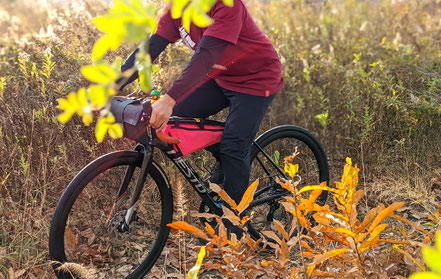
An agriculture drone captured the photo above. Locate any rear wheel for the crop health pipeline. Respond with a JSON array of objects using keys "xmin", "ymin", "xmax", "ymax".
[
  {"xmin": 49, "ymin": 151, "xmax": 173, "ymax": 279},
  {"xmin": 246, "ymin": 125, "xmax": 329, "ymax": 240}
]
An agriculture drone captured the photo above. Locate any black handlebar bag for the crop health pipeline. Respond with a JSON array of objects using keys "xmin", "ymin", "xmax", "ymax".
[{"xmin": 110, "ymin": 97, "xmax": 152, "ymax": 144}]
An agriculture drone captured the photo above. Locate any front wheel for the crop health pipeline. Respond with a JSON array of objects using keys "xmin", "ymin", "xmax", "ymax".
[
  {"xmin": 49, "ymin": 151, "xmax": 173, "ymax": 279},
  {"xmin": 246, "ymin": 125, "xmax": 329, "ymax": 240}
]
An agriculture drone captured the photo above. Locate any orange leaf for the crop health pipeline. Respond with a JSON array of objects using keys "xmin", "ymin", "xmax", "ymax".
[
  {"xmin": 313, "ymin": 213, "xmax": 330, "ymax": 226},
  {"xmin": 205, "ymin": 222, "xmax": 217, "ymax": 238},
  {"xmin": 216, "ymin": 218, "xmax": 228, "ymax": 245},
  {"xmin": 65, "ymin": 227, "xmax": 78, "ymax": 247},
  {"xmin": 280, "ymin": 239, "xmax": 289, "ymax": 266},
  {"xmin": 210, "ymin": 183, "xmax": 237, "ymax": 210},
  {"xmin": 358, "ymin": 223, "xmax": 388, "ymax": 253},
  {"xmin": 237, "ymin": 179, "xmax": 259, "ymax": 214},
  {"xmin": 167, "ymin": 221, "xmax": 208, "ymax": 240},
  {"xmin": 334, "ymin": 227, "xmax": 356, "ymax": 238},
  {"xmin": 274, "ymin": 219, "xmax": 289, "ymax": 240},
  {"xmin": 222, "ymin": 206, "xmax": 241, "ymax": 227},
  {"xmin": 356, "ymin": 204, "xmax": 385, "ymax": 233},
  {"xmin": 314, "ymin": 248, "xmax": 349, "ymax": 264},
  {"xmin": 262, "ymin": 230, "xmax": 282, "ymax": 245},
  {"xmin": 357, "ymin": 202, "xmax": 404, "ymax": 243},
  {"xmin": 390, "ymin": 213, "xmax": 432, "ymax": 238}
]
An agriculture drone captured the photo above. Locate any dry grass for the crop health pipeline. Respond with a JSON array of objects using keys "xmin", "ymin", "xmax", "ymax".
[{"xmin": 0, "ymin": 0, "xmax": 440, "ymax": 278}]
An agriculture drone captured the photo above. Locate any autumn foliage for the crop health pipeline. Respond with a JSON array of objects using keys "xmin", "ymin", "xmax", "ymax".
[{"xmin": 168, "ymin": 157, "xmax": 441, "ymax": 278}]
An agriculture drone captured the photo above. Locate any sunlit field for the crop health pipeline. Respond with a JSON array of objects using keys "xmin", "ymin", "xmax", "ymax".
[{"xmin": 1, "ymin": 0, "xmax": 440, "ymax": 277}]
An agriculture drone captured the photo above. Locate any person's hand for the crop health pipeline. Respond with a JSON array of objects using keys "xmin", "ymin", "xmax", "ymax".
[{"xmin": 150, "ymin": 94, "xmax": 176, "ymax": 130}]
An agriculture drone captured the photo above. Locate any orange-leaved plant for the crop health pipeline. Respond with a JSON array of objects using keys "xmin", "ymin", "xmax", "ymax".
[{"xmin": 168, "ymin": 156, "xmax": 437, "ymax": 278}]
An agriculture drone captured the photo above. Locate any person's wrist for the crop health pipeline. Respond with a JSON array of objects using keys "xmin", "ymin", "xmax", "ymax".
[{"xmin": 163, "ymin": 94, "xmax": 176, "ymax": 106}]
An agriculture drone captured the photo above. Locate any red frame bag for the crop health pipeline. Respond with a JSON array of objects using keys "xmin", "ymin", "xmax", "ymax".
[{"xmin": 162, "ymin": 118, "xmax": 224, "ymax": 157}]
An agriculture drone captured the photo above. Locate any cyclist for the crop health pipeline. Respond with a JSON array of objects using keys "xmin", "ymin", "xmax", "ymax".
[{"xmin": 120, "ymin": 0, "xmax": 283, "ymax": 206}]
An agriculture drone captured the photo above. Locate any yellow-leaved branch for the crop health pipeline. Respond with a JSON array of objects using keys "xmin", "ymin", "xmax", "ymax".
[{"xmin": 57, "ymin": 0, "xmax": 231, "ymax": 142}]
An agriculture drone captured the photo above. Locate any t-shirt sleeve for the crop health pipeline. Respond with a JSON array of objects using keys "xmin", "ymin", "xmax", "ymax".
[
  {"xmin": 203, "ymin": 0, "xmax": 244, "ymax": 45},
  {"xmin": 155, "ymin": 5, "xmax": 181, "ymax": 43}
]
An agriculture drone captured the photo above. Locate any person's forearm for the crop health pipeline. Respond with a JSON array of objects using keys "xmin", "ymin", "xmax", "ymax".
[
  {"xmin": 166, "ymin": 36, "xmax": 230, "ymax": 102},
  {"xmin": 119, "ymin": 34, "xmax": 170, "ymax": 90}
]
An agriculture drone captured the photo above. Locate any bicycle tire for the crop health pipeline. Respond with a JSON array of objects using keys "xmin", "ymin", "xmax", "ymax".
[
  {"xmin": 246, "ymin": 125, "xmax": 329, "ymax": 240},
  {"xmin": 49, "ymin": 151, "xmax": 173, "ymax": 279}
]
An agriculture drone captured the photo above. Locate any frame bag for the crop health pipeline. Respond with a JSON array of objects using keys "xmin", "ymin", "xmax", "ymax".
[{"xmin": 163, "ymin": 119, "xmax": 224, "ymax": 156}]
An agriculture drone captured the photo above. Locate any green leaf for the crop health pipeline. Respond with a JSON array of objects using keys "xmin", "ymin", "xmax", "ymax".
[
  {"xmin": 273, "ymin": 150, "xmax": 280, "ymax": 166},
  {"xmin": 422, "ymin": 246, "xmax": 441, "ymax": 274}
]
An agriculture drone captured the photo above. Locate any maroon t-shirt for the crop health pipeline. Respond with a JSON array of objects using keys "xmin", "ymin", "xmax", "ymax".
[{"xmin": 156, "ymin": 0, "xmax": 283, "ymax": 97}]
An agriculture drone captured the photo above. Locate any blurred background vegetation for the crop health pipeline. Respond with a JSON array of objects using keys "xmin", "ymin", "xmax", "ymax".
[{"xmin": 0, "ymin": 0, "xmax": 440, "ymax": 277}]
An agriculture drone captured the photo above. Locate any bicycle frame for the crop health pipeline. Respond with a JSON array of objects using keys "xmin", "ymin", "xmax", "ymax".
[{"xmin": 108, "ymin": 125, "xmax": 289, "ymax": 231}]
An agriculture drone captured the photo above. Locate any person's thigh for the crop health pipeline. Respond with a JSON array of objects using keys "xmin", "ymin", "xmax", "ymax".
[{"xmin": 172, "ymin": 79, "xmax": 229, "ymax": 118}]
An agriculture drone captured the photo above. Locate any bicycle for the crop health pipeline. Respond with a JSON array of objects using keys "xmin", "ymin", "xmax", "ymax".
[{"xmin": 49, "ymin": 95, "xmax": 329, "ymax": 279}]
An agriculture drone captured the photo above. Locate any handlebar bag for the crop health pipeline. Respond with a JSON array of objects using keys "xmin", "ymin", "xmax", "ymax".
[
  {"xmin": 163, "ymin": 118, "xmax": 224, "ymax": 157},
  {"xmin": 110, "ymin": 97, "xmax": 152, "ymax": 143}
]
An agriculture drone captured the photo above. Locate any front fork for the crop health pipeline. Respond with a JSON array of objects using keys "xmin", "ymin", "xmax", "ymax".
[{"xmin": 106, "ymin": 144, "xmax": 153, "ymax": 232}]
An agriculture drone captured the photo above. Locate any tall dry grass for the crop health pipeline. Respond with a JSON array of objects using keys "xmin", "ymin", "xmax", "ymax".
[{"xmin": 0, "ymin": 0, "xmax": 440, "ymax": 278}]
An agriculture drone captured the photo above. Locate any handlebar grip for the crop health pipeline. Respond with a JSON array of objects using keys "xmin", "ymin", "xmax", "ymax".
[{"xmin": 156, "ymin": 130, "xmax": 181, "ymax": 144}]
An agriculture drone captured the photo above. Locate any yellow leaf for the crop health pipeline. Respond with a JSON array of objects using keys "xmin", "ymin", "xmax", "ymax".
[
  {"xmin": 191, "ymin": 9, "xmax": 213, "ymax": 28},
  {"xmin": 307, "ymin": 264, "xmax": 315, "ymax": 277},
  {"xmin": 88, "ymin": 86, "xmax": 108, "ymax": 107},
  {"xmin": 81, "ymin": 64, "xmax": 117, "ymax": 84},
  {"xmin": 237, "ymin": 179, "xmax": 259, "ymax": 214},
  {"xmin": 222, "ymin": 0, "xmax": 234, "ymax": 7},
  {"xmin": 423, "ymin": 245, "xmax": 441, "ymax": 274},
  {"xmin": 298, "ymin": 184, "xmax": 339, "ymax": 195},
  {"xmin": 82, "ymin": 112, "xmax": 93, "ymax": 126},
  {"xmin": 92, "ymin": 35, "xmax": 111, "ymax": 62},
  {"xmin": 108, "ymin": 123, "xmax": 123, "ymax": 139},
  {"xmin": 409, "ymin": 272, "xmax": 441, "ymax": 279},
  {"xmin": 171, "ymin": 0, "xmax": 191, "ymax": 19},
  {"xmin": 284, "ymin": 163, "xmax": 299, "ymax": 178},
  {"xmin": 188, "ymin": 246, "xmax": 206, "ymax": 279},
  {"xmin": 95, "ymin": 116, "xmax": 109, "ymax": 143},
  {"xmin": 182, "ymin": 7, "xmax": 192, "ymax": 32},
  {"xmin": 57, "ymin": 98, "xmax": 72, "ymax": 110},
  {"xmin": 57, "ymin": 111, "xmax": 75, "ymax": 124}
]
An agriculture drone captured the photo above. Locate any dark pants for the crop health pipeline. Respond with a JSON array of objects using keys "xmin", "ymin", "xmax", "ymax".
[{"xmin": 173, "ymin": 79, "xmax": 276, "ymax": 203}]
